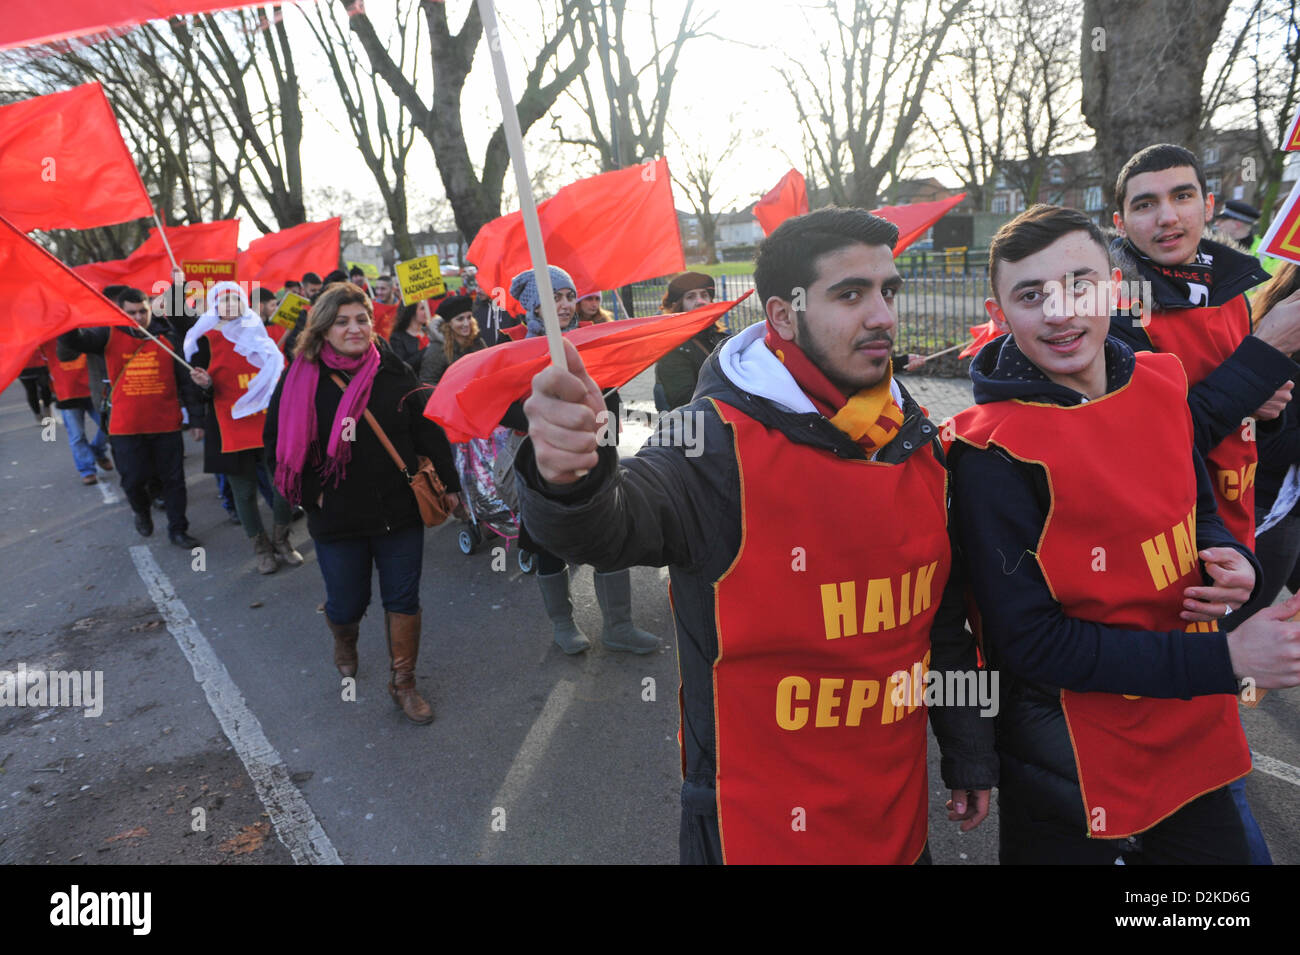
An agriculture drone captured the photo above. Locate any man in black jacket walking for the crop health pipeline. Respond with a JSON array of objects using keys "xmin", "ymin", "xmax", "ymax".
[{"xmin": 516, "ymin": 209, "xmax": 996, "ymax": 864}]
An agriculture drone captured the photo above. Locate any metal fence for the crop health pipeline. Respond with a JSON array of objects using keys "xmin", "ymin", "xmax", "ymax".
[{"xmin": 610, "ymin": 253, "xmax": 994, "ymax": 377}]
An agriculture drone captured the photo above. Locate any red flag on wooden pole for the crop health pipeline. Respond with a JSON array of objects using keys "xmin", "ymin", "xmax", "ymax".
[
  {"xmin": 73, "ymin": 219, "xmax": 240, "ymax": 293},
  {"xmin": 424, "ymin": 295, "xmax": 746, "ymax": 441},
  {"xmin": 753, "ymin": 169, "xmax": 809, "ymax": 237},
  {"xmin": 0, "ymin": 215, "xmax": 135, "ymax": 393},
  {"xmin": 467, "ymin": 158, "xmax": 684, "ymax": 303},
  {"xmin": 237, "ymin": 218, "xmax": 341, "ymax": 292},
  {"xmin": 0, "ymin": 83, "xmax": 152, "ymax": 233}
]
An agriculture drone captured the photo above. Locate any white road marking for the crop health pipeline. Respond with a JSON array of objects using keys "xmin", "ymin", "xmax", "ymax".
[
  {"xmin": 130, "ymin": 545, "xmax": 342, "ymax": 865},
  {"xmin": 97, "ymin": 480, "xmax": 118, "ymax": 505},
  {"xmin": 1252, "ymin": 750, "xmax": 1300, "ymax": 788},
  {"xmin": 480, "ymin": 679, "xmax": 577, "ymax": 857}
]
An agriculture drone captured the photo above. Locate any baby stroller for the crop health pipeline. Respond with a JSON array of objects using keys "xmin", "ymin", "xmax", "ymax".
[{"xmin": 451, "ymin": 425, "xmax": 536, "ymax": 573}]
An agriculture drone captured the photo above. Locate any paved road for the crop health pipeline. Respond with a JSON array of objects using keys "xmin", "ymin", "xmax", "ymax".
[{"xmin": 1, "ymin": 370, "xmax": 1295, "ymax": 865}]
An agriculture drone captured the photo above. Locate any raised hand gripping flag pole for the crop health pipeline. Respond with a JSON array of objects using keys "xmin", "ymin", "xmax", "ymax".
[{"xmin": 476, "ymin": 0, "xmax": 565, "ymax": 369}]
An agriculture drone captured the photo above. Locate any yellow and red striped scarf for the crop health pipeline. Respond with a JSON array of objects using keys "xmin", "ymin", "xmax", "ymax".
[{"xmin": 765, "ymin": 326, "xmax": 904, "ymax": 454}]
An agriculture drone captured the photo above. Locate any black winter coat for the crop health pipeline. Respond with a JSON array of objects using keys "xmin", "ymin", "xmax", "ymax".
[{"xmin": 263, "ymin": 349, "xmax": 460, "ymax": 543}]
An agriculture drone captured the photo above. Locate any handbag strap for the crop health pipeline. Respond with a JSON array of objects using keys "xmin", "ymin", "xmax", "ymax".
[{"xmin": 329, "ymin": 372, "xmax": 411, "ymax": 481}]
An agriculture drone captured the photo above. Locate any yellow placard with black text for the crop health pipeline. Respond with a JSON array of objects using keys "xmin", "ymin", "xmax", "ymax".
[
  {"xmin": 395, "ymin": 254, "xmax": 446, "ymax": 304},
  {"xmin": 269, "ymin": 292, "xmax": 310, "ymax": 330}
]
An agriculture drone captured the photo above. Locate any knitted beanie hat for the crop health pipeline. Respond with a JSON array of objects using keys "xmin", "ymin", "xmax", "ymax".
[{"xmin": 509, "ymin": 266, "xmax": 576, "ymax": 317}]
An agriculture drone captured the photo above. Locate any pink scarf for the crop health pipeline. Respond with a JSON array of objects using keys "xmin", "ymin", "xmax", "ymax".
[{"xmin": 274, "ymin": 342, "xmax": 381, "ymax": 506}]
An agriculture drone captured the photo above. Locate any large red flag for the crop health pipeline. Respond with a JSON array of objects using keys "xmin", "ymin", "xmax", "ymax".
[
  {"xmin": 237, "ymin": 217, "xmax": 341, "ymax": 292},
  {"xmin": 871, "ymin": 193, "xmax": 967, "ymax": 255},
  {"xmin": 0, "ymin": 83, "xmax": 152, "ymax": 233},
  {"xmin": 424, "ymin": 296, "xmax": 745, "ymax": 442},
  {"xmin": 74, "ymin": 219, "xmax": 239, "ymax": 293},
  {"xmin": 0, "ymin": 216, "xmax": 135, "ymax": 393},
  {"xmin": 0, "ymin": 2, "xmax": 310, "ymax": 50},
  {"xmin": 467, "ymin": 158, "xmax": 684, "ymax": 301},
  {"xmin": 753, "ymin": 169, "xmax": 809, "ymax": 236}
]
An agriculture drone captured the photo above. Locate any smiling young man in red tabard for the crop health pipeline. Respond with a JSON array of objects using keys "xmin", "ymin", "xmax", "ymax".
[
  {"xmin": 950, "ymin": 204, "xmax": 1300, "ymax": 864},
  {"xmin": 513, "ymin": 208, "xmax": 996, "ymax": 865}
]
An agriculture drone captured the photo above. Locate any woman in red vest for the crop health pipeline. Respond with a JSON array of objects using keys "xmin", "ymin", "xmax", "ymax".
[{"xmin": 184, "ymin": 283, "xmax": 298, "ymax": 574}]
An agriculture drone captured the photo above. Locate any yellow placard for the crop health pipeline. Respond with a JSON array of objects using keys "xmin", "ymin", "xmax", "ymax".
[
  {"xmin": 269, "ymin": 292, "xmax": 310, "ymax": 330},
  {"xmin": 395, "ymin": 254, "xmax": 446, "ymax": 304}
]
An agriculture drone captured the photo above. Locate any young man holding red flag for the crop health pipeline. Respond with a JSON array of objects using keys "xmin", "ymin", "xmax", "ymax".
[
  {"xmin": 59, "ymin": 288, "xmax": 205, "ymax": 547},
  {"xmin": 516, "ymin": 209, "xmax": 995, "ymax": 864},
  {"xmin": 38, "ymin": 337, "xmax": 112, "ymax": 485},
  {"xmin": 950, "ymin": 204, "xmax": 1300, "ymax": 864}
]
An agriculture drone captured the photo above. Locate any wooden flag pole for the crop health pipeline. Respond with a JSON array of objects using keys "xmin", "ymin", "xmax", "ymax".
[
  {"xmin": 475, "ymin": 0, "xmax": 565, "ymax": 368},
  {"xmin": 152, "ymin": 208, "xmax": 183, "ymax": 276}
]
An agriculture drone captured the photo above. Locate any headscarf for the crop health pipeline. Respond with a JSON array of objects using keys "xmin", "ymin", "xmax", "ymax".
[{"xmin": 183, "ymin": 282, "xmax": 285, "ymax": 418}]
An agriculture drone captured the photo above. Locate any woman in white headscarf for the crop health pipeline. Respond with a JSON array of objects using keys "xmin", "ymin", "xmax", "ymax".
[{"xmin": 184, "ymin": 282, "xmax": 299, "ymax": 574}]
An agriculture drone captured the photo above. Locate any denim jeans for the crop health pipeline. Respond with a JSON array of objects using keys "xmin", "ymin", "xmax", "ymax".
[
  {"xmin": 314, "ymin": 524, "xmax": 424, "ymax": 625},
  {"xmin": 61, "ymin": 406, "xmax": 109, "ymax": 477}
]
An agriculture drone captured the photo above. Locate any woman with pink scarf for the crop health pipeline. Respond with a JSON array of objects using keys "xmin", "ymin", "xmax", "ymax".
[{"xmin": 265, "ymin": 283, "xmax": 461, "ymax": 724}]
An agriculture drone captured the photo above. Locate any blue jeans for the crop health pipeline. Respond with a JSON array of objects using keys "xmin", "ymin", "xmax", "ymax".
[
  {"xmin": 314, "ymin": 525, "xmax": 424, "ymax": 625},
  {"xmin": 61, "ymin": 406, "xmax": 108, "ymax": 477}
]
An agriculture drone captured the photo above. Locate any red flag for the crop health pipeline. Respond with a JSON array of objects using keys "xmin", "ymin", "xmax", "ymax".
[
  {"xmin": 0, "ymin": 1, "xmax": 310, "ymax": 50},
  {"xmin": 424, "ymin": 295, "xmax": 746, "ymax": 441},
  {"xmin": 0, "ymin": 215, "xmax": 135, "ymax": 393},
  {"xmin": 467, "ymin": 158, "xmax": 683, "ymax": 301},
  {"xmin": 958, "ymin": 319, "xmax": 1006, "ymax": 360},
  {"xmin": 74, "ymin": 219, "xmax": 239, "ymax": 294},
  {"xmin": 871, "ymin": 193, "xmax": 967, "ymax": 256},
  {"xmin": 1258, "ymin": 177, "xmax": 1300, "ymax": 267},
  {"xmin": 237, "ymin": 218, "xmax": 341, "ymax": 292},
  {"xmin": 0, "ymin": 83, "xmax": 152, "ymax": 233},
  {"xmin": 753, "ymin": 169, "xmax": 809, "ymax": 236}
]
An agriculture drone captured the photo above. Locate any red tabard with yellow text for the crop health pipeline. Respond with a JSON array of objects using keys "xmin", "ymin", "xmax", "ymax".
[
  {"xmin": 952, "ymin": 352, "xmax": 1249, "ymax": 838},
  {"xmin": 104, "ymin": 329, "xmax": 182, "ymax": 436},
  {"xmin": 205, "ymin": 330, "xmax": 267, "ymax": 454},
  {"xmin": 267, "ymin": 322, "xmax": 288, "ymax": 352},
  {"xmin": 1143, "ymin": 297, "xmax": 1256, "ymax": 548},
  {"xmin": 38, "ymin": 342, "xmax": 90, "ymax": 401},
  {"xmin": 710, "ymin": 399, "xmax": 951, "ymax": 863}
]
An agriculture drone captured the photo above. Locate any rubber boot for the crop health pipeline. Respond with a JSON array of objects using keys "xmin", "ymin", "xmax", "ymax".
[
  {"xmin": 593, "ymin": 569, "xmax": 661, "ymax": 654},
  {"xmin": 252, "ymin": 530, "xmax": 278, "ymax": 574},
  {"xmin": 386, "ymin": 610, "xmax": 433, "ymax": 724},
  {"xmin": 328, "ymin": 619, "xmax": 359, "ymax": 678},
  {"xmin": 538, "ymin": 570, "xmax": 590, "ymax": 654},
  {"xmin": 271, "ymin": 523, "xmax": 304, "ymax": 566}
]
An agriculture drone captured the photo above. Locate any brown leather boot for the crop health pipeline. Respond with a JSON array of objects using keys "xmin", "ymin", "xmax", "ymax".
[
  {"xmin": 327, "ymin": 619, "xmax": 359, "ymax": 678},
  {"xmin": 386, "ymin": 610, "xmax": 432, "ymax": 724},
  {"xmin": 253, "ymin": 531, "xmax": 278, "ymax": 574}
]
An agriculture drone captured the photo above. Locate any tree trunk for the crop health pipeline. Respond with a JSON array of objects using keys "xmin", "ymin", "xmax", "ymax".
[{"xmin": 1081, "ymin": 0, "xmax": 1233, "ymax": 209}]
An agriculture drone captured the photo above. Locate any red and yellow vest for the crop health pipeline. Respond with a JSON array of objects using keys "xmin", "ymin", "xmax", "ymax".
[
  {"xmin": 708, "ymin": 398, "xmax": 952, "ymax": 863},
  {"xmin": 205, "ymin": 329, "xmax": 267, "ymax": 454},
  {"xmin": 104, "ymin": 328, "xmax": 182, "ymax": 436},
  {"xmin": 952, "ymin": 353, "xmax": 1249, "ymax": 838},
  {"xmin": 38, "ymin": 341, "xmax": 90, "ymax": 402},
  {"xmin": 1144, "ymin": 296, "xmax": 1257, "ymax": 548}
]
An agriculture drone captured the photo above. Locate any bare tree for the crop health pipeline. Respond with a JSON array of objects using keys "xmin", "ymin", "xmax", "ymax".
[
  {"xmin": 552, "ymin": 0, "xmax": 716, "ymax": 170},
  {"xmin": 305, "ymin": 1, "xmax": 420, "ymax": 259},
  {"xmin": 342, "ymin": 0, "xmax": 595, "ymax": 241},
  {"xmin": 672, "ymin": 126, "xmax": 740, "ymax": 264},
  {"xmin": 1081, "ymin": 0, "xmax": 1234, "ymax": 209},
  {"xmin": 780, "ymin": 0, "xmax": 971, "ymax": 210}
]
